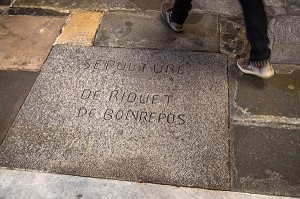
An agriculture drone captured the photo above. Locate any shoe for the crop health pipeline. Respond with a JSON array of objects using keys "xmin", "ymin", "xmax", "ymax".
[
  {"xmin": 161, "ymin": 0, "xmax": 184, "ymax": 33},
  {"xmin": 237, "ymin": 58, "xmax": 274, "ymax": 79}
]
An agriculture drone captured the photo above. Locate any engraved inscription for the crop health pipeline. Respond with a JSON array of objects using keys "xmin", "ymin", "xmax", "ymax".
[
  {"xmin": 84, "ymin": 59, "xmax": 185, "ymax": 74},
  {"xmin": 76, "ymin": 88, "xmax": 187, "ymax": 125}
]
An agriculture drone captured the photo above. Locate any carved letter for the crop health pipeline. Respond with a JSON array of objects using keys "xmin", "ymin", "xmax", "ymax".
[
  {"xmin": 103, "ymin": 109, "xmax": 113, "ymax": 120},
  {"xmin": 167, "ymin": 114, "xmax": 175, "ymax": 123},
  {"xmin": 139, "ymin": 94, "xmax": 149, "ymax": 104},
  {"xmin": 115, "ymin": 110, "xmax": 124, "ymax": 120},
  {"xmin": 77, "ymin": 107, "xmax": 87, "ymax": 117},
  {"xmin": 93, "ymin": 90, "xmax": 101, "ymax": 100},
  {"xmin": 126, "ymin": 109, "xmax": 139, "ymax": 121},
  {"xmin": 109, "ymin": 90, "xmax": 119, "ymax": 102},
  {"xmin": 158, "ymin": 113, "xmax": 166, "ymax": 123},
  {"xmin": 83, "ymin": 59, "xmax": 91, "ymax": 69},
  {"xmin": 81, "ymin": 89, "xmax": 91, "ymax": 99},
  {"xmin": 127, "ymin": 92, "xmax": 137, "ymax": 103},
  {"xmin": 178, "ymin": 114, "xmax": 186, "ymax": 125},
  {"xmin": 164, "ymin": 95, "xmax": 172, "ymax": 105},
  {"xmin": 154, "ymin": 64, "xmax": 163, "ymax": 73}
]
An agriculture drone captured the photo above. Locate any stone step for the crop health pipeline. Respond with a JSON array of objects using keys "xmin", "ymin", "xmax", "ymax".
[
  {"xmin": 0, "ymin": 168, "xmax": 295, "ymax": 199},
  {"xmin": 0, "ymin": 45, "xmax": 229, "ymax": 190}
]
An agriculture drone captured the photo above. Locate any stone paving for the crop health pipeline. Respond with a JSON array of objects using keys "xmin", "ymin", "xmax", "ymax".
[
  {"xmin": 0, "ymin": 169, "xmax": 294, "ymax": 199},
  {"xmin": 0, "ymin": 0, "xmax": 299, "ymax": 198}
]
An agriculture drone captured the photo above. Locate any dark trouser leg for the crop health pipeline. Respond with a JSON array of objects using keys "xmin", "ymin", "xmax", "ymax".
[
  {"xmin": 171, "ymin": 0, "xmax": 193, "ymax": 24},
  {"xmin": 239, "ymin": 0, "xmax": 271, "ymax": 61}
]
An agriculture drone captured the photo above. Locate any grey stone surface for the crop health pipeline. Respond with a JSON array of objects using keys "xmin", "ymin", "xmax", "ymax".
[
  {"xmin": 229, "ymin": 62, "xmax": 300, "ymax": 197},
  {"xmin": 11, "ymin": 0, "xmax": 287, "ymax": 16},
  {"xmin": 0, "ymin": 70, "xmax": 38, "ymax": 144},
  {"xmin": 0, "ymin": 45, "xmax": 229, "ymax": 190},
  {"xmin": 269, "ymin": 16, "xmax": 300, "ymax": 64},
  {"xmin": 95, "ymin": 11, "xmax": 219, "ymax": 52},
  {"xmin": 231, "ymin": 124, "xmax": 300, "ymax": 198},
  {"xmin": 0, "ymin": 0, "xmax": 11, "ymax": 6},
  {"xmin": 12, "ymin": 0, "xmax": 161, "ymax": 11},
  {"xmin": 229, "ymin": 63, "xmax": 300, "ymax": 118},
  {"xmin": 219, "ymin": 17, "xmax": 248, "ymax": 58},
  {"xmin": 286, "ymin": 0, "xmax": 300, "ymax": 15},
  {"xmin": 8, "ymin": 7, "xmax": 69, "ymax": 16},
  {"xmin": 0, "ymin": 169, "xmax": 293, "ymax": 199}
]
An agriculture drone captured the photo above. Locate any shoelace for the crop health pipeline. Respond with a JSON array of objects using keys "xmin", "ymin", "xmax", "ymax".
[{"xmin": 249, "ymin": 60, "xmax": 269, "ymax": 68}]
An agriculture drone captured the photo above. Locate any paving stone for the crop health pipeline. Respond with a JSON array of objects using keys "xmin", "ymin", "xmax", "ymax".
[
  {"xmin": 219, "ymin": 17, "xmax": 248, "ymax": 58},
  {"xmin": 0, "ymin": 0, "xmax": 11, "ymax": 6},
  {"xmin": 269, "ymin": 16, "xmax": 300, "ymax": 64},
  {"xmin": 56, "ymin": 11, "xmax": 103, "ymax": 46},
  {"xmin": 228, "ymin": 63, "xmax": 300, "ymax": 197},
  {"xmin": 8, "ymin": 7, "xmax": 69, "ymax": 16},
  {"xmin": 0, "ymin": 169, "xmax": 292, "ymax": 199},
  {"xmin": 12, "ymin": 0, "xmax": 155, "ymax": 11},
  {"xmin": 231, "ymin": 124, "xmax": 300, "ymax": 198},
  {"xmin": 11, "ymin": 0, "xmax": 286, "ymax": 16},
  {"xmin": 229, "ymin": 63, "xmax": 300, "ymax": 119},
  {"xmin": 0, "ymin": 15, "xmax": 66, "ymax": 70},
  {"xmin": 95, "ymin": 11, "xmax": 219, "ymax": 52},
  {"xmin": 0, "ymin": 45, "xmax": 229, "ymax": 190},
  {"xmin": 0, "ymin": 6, "xmax": 9, "ymax": 14},
  {"xmin": 286, "ymin": 0, "xmax": 300, "ymax": 14},
  {"xmin": 0, "ymin": 70, "xmax": 38, "ymax": 145}
]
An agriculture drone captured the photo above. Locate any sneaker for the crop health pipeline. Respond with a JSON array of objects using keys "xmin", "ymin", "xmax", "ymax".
[
  {"xmin": 161, "ymin": 1, "xmax": 184, "ymax": 33},
  {"xmin": 237, "ymin": 58, "xmax": 274, "ymax": 79}
]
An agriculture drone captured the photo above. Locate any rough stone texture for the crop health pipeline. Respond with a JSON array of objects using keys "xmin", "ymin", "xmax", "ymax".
[
  {"xmin": 0, "ymin": 6, "xmax": 9, "ymax": 14},
  {"xmin": 219, "ymin": 17, "xmax": 248, "ymax": 59},
  {"xmin": 231, "ymin": 125, "xmax": 300, "ymax": 198},
  {"xmin": 269, "ymin": 16, "xmax": 300, "ymax": 64},
  {"xmin": 0, "ymin": 169, "xmax": 293, "ymax": 199},
  {"xmin": 229, "ymin": 63, "xmax": 300, "ymax": 197},
  {"xmin": 230, "ymin": 64, "xmax": 300, "ymax": 118},
  {"xmin": 0, "ymin": 15, "xmax": 66, "ymax": 70},
  {"xmin": 8, "ymin": 7, "xmax": 69, "ymax": 16},
  {"xmin": 0, "ymin": 70, "xmax": 39, "ymax": 144},
  {"xmin": 56, "ymin": 11, "xmax": 103, "ymax": 46},
  {"xmin": 0, "ymin": 0, "xmax": 11, "ymax": 6},
  {"xmin": 0, "ymin": 45, "xmax": 229, "ymax": 190},
  {"xmin": 286, "ymin": 0, "xmax": 300, "ymax": 15},
  {"xmin": 12, "ymin": 0, "xmax": 160, "ymax": 11},
  {"xmin": 11, "ymin": 0, "xmax": 287, "ymax": 16},
  {"xmin": 95, "ymin": 11, "xmax": 219, "ymax": 52}
]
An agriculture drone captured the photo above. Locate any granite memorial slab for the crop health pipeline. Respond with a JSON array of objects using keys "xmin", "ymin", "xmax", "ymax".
[
  {"xmin": 94, "ymin": 11, "xmax": 219, "ymax": 52},
  {"xmin": 0, "ymin": 45, "xmax": 229, "ymax": 190}
]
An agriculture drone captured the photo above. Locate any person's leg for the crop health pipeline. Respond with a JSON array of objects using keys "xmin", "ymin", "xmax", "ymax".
[
  {"xmin": 237, "ymin": 0, "xmax": 274, "ymax": 78},
  {"xmin": 239, "ymin": 0, "xmax": 270, "ymax": 62},
  {"xmin": 171, "ymin": 0, "xmax": 193, "ymax": 25},
  {"xmin": 161, "ymin": 0, "xmax": 192, "ymax": 32}
]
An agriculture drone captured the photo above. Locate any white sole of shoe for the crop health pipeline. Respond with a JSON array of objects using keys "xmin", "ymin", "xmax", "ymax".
[{"xmin": 237, "ymin": 59, "xmax": 275, "ymax": 79}]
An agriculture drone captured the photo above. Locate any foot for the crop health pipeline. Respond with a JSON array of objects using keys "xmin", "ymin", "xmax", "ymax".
[
  {"xmin": 237, "ymin": 58, "xmax": 274, "ymax": 79},
  {"xmin": 161, "ymin": 0, "xmax": 184, "ymax": 33}
]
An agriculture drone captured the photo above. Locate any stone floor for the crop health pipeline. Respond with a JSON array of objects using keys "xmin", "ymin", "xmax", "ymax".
[{"xmin": 0, "ymin": 0, "xmax": 299, "ymax": 198}]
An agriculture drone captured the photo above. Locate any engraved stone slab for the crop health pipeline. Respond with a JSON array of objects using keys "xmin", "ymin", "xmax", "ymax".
[{"xmin": 0, "ymin": 45, "xmax": 229, "ymax": 190}]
